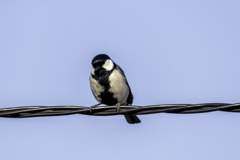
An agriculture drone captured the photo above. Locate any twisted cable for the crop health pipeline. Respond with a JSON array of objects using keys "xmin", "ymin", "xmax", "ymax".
[{"xmin": 0, "ymin": 103, "xmax": 240, "ymax": 118}]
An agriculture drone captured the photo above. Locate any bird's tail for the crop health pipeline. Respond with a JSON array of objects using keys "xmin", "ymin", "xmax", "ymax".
[{"xmin": 124, "ymin": 115, "xmax": 141, "ymax": 124}]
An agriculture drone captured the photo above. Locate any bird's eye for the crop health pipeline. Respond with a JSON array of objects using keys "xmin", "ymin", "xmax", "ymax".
[
  {"xmin": 93, "ymin": 63, "xmax": 97, "ymax": 68},
  {"xmin": 93, "ymin": 61, "xmax": 103, "ymax": 68}
]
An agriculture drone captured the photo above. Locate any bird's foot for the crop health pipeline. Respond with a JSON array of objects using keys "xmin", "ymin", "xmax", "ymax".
[
  {"xmin": 90, "ymin": 103, "xmax": 101, "ymax": 113},
  {"xmin": 116, "ymin": 103, "xmax": 121, "ymax": 113}
]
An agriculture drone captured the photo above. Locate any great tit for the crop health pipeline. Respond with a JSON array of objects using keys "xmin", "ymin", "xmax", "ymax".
[{"xmin": 89, "ymin": 54, "xmax": 141, "ymax": 124}]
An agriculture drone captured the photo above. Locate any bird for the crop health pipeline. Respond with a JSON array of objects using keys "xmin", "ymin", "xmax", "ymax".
[{"xmin": 89, "ymin": 54, "xmax": 141, "ymax": 124}]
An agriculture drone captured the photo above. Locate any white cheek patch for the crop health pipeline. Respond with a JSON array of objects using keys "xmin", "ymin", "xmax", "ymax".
[
  {"xmin": 102, "ymin": 59, "xmax": 114, "ymax": 71},
  {"xmin": 91, "ymin": 66, "xmax": 95, "ymax": 75}
]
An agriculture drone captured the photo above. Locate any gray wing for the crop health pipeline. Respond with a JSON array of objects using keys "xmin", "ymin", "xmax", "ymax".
[{"xmin": 116, "ymin": 64, "xmax": 133, "ymax": 105}]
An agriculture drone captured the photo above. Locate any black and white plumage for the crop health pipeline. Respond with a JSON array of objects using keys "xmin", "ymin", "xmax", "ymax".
[{"xmin": 89, "ymin": 54, "xmax": 141, "ymax": 124}]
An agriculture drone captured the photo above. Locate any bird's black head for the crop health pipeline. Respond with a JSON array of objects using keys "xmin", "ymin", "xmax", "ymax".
[
  {"xmin": 91, "ymin": 54, "xmax": 110, "ymax": 65},
  {"xmin": 91, "ymin": 54, "xmax": 115, "ymax": 80}
]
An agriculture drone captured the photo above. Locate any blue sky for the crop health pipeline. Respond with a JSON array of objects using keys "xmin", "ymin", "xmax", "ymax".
[{"xmin": 1, "ymin": 0, "xmax": 240, "ymax": 160}]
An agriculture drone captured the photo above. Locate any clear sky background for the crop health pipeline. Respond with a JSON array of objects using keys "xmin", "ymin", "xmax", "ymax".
[{"xmin": 1, "ymin": 0, "xmax": 240, "ymax": 160}]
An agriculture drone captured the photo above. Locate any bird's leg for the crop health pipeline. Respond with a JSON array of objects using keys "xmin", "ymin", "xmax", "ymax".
[
  {"xmin": 116, "ymin": 102, "xmax": 121, "ymax": 113},
  {"xmin": 90, "ymin": 103, "xmax": 102, "ymax": 113}
]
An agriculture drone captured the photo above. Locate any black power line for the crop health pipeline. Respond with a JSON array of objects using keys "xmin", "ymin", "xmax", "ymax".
[{"xmin": 0, "ymin": 103, "xmax": 240, "ymax": 118}]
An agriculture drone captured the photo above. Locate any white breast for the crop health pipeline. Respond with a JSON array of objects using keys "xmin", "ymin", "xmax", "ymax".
[
  {"xmin": 89, "ymin": 74, "xmax": 104, "ymax": 102},
  {"xmin": 108, "ymin": 69, "xmax": 129, "ymax": 105}
]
